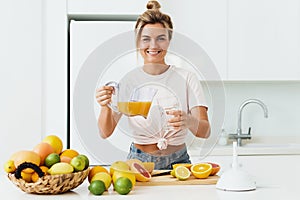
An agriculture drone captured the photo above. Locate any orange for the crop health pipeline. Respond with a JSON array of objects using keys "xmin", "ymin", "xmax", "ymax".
[
  {"xmin": 60, "ymin": 156, "xmax": 72, "ymax": 164},
  {"xmin": 21, "ymin": 171, "xmax": 33, "ymax": 182},
  {"xmin": 191, "ymin": 163, "xmax": 212, "ymax": 179},
  {"xmin": 42, "ymin": 135, "xmax": 63, "ymax": 154},
  {"xmin": 32, "ymin": 166, "xmax": 49, "ymax": 182},
  {"xmin": 60, "ymin": 149, "xmax": 79, "ymax": 159},
  {"xmin": 88, "ymin": 166, "xmax": 109, "ymax": 183},
  {"xmin": 33, "ymin": 142, "xmax": 55, "ymax": 165}
]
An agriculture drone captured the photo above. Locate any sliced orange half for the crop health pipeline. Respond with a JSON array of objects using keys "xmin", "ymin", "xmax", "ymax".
[
  {"xmin": 174, "ymin": 166, "xmax": 191, "ymax": 181},
  {"xmin": 191, "ymin": 163, "xmax": 212, "ymax": 179}
]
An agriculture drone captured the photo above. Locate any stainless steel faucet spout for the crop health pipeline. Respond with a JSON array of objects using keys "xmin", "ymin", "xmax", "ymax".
[{"xmin": 236, "ymin": 99, "xmax": 268, "ymax": 146}]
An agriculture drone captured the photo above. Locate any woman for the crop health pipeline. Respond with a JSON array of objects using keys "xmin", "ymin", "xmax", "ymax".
[{"xmin": 95, "ymin": 0, "xmax": 210, "ymax": 169}]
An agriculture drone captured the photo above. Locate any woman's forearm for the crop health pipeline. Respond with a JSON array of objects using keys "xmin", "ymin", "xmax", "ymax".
[
  {"xmin": 188, "ymin": 106, "xmax": 210, "ymax": 138},
  {"xmin": 98, "ymin": 106, "xmax": 120, "ymax": 138}
]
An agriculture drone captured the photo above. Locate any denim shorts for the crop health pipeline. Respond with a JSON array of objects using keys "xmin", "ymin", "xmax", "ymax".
[{"xmin": 127, "ymin": 143, "xmax": 191, "ymax": 170}]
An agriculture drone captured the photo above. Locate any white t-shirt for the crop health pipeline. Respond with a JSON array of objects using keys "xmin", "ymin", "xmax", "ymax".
[{"xmin": 119, "ymin": 65, "xmax": 207, "ymax": 150}]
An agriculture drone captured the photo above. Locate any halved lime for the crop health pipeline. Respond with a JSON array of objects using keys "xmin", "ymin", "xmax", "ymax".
[{"xmin": 174, "ymin": 166, "xmax": 191, "ymax": 181}]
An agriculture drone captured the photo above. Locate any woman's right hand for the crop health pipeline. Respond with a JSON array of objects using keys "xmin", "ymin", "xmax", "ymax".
[{"xmin": 95, "ymin": 86, "xmax": 114, "ymax": 107}]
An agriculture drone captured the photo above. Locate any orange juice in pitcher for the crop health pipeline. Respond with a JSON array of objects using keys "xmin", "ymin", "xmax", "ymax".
[{"xmin": 117, "ymin": 101, "xmax": 152, "ymax": 118}]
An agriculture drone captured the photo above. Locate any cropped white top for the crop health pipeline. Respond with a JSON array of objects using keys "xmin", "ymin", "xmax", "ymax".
[{"xmin": 119, "ymin": 65, "xmax": 207, "ymax": 150}]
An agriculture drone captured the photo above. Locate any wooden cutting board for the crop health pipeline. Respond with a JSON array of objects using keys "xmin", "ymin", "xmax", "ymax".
[{"xmin": 136, "ymin": 171, "xmax": 219, "ymax": 186}]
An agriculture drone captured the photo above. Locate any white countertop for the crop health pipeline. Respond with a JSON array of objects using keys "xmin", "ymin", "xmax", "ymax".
[{"xmin": 2, "ymin": 155, "xmax": 300, "ymax": 200}]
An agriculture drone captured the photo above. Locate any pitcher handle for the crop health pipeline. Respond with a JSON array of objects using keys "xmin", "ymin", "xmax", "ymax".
[{"xmin": 105, "ymin": 81, "xmax": 120, "ymax": 113}]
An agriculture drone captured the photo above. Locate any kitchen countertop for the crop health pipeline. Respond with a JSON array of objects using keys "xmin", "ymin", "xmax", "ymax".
[{"xmin": 2, "ymin": 155, "xmax": 300, "ymax": 200}]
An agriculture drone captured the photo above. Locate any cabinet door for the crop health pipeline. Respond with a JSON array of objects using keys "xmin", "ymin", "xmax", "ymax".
[
  {"xmin": 228, "ymin": 0, "xmax": 300, "ymax": 80},
  {"xmin": 164, "ymin": 0, "xmax": 227, "ymax": 80}
]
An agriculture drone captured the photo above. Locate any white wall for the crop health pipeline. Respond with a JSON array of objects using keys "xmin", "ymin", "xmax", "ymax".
[
  {"xmin": 0, "ymin": 0, "xmax": 42, "ymax": 164},
  {"xmin": 219, "ymin": 82, "xmax": 300, "ymax": 136}
]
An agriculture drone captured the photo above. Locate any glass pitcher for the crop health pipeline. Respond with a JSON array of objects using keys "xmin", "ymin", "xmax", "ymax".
[{"xmin": 105, "ymin": 81, "xmax": 157, "ymax": 118}]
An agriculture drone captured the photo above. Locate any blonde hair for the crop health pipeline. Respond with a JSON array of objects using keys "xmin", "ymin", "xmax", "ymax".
[{"xmin": 135, "ymin": 1, "xmax": 173, "ymax": 46}]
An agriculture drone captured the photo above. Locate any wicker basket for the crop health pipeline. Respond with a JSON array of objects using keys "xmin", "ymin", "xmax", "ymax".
[{"xmin": 7, "ymin": 168, "xmax": 89, "ymax": 194}]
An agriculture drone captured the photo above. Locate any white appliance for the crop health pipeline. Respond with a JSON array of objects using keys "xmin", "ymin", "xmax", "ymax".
[{"xmin": 70, "ymin": 20, "xmax": 138, "ymax": 165}]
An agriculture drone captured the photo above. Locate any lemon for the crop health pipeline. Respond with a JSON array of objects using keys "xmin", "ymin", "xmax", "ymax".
[
  {"xmin": 91, "ymin": 172, "xmax": 112, "ymax": 190},
  {"xmin": 174, "ymin": 166, "xmax": 191, "ymax": 181},
  {"xmin": 172, "ymin": 163, "xmax": 192, "ymax": 170},
  {"xmin": 170, "ymin": 169, "xmax": 176, "ymax": 177},
  {"xmin": 191, "ymin": 163, "xmax": 212, "ymax": 179},
  {"xmin": 112, "ymin": 170, "xmax": 136, "ymax": 187},
  {"xmin": 45, "ymin": 153, "xmax": 60, "ymax": 168},
  {"xmin": 114, "ymin": 177, "xmax": 133, "ymax": 195},
  {"xmin": 110, "ymin": 161, "xmax": 129, "ymax": 176},
  {"xmin": 43, "ymin": 135, "xmax": 63, "ymax": 154},
  {"xmin": 88, "ymin": 166, "xmax": 109, "ymax": 183},
  {"xmin": 4, "ymin": 160, "xmax": 16, "ymax": 173},
  {"xmin": 48, "ymin": 162, "xmax": 74, "ymax": 175},
  {"xmin": 88, "ymin": 180, "xmax": 106, "ymax": 195}
]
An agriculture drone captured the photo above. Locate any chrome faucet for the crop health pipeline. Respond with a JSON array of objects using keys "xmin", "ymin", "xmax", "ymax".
[{"xmin": 229, "ymin": 99, "xmax": 268, "ymax": 146}]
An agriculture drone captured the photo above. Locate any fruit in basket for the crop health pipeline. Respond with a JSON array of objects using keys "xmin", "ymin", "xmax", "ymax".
[
  {"xmin": 14, "ymin": 162, "xmax": 44, "ymax": 181},
  {"xmin": 114, "ymin": 177, "xmax": 133, "ymax": 195},
  {"xmin": 4, "ymin": 160, "xmax": 16, "ymax": 173},
  {"xmin": 112, "ymin": 170, "xmax": 136, "ymax": 187},
  {"xmin": 110, "ymin": 161, "xmax": 130, "ymax": 175},
  {"xmin": 76, "ymin": 154, "xmax": 89, "ymax": 169},
  {"xmin": 70, "ymin": 155, "xmax": 86, "ymax": 172},
  {"xmin": 45, "ymin": 153, "xmax": 60, "ymax": 168},
  {"xmin": 89, "ymin": 180, "xmax": 106, "ymax": 195},
  {"xmin": 91, "ymin": 172, "xmax": 112, "ymax": 190},
  {"xmin": 42, "ymin": 135, "xmax": 63, "ymax": 154},
  {"xmin": 88, "ymin": 165, "xmax": 109, "ymax": 183},
  {"xmin": 33, "ymin": 142, "xmax": 54, "ymax": 165},
  {"xmin": 191, "ymin": 163, "xmax": 212, "ymax": 179},
  {"xmin": 206, "ymin": 162, "xmax": 220, "ymax": 176},
  {"xmin": 130, "ymin": 162, "xmax": 151, "ymax": 182},
  {"xmin": 11, "ymin": 150, "xmax": 41, "ymax": 173},
  {"xmin": 32, "ymin": 166, "xmax": 49, "ymax": 182},
  {"xmin": 48, "ymin": 162, "xmax": 74, "ymax": 175},
  {"xmin": 174, "ymin": 166, "xmax": 191, "ymax": 181},
  {"xmin": 60, "ymin": 149, "xmax": 79, "ymax": 158}
]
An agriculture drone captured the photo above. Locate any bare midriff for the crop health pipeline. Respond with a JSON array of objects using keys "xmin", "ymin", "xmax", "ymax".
[{"xmin": 134, "ymin": 143, "xmax": 185, "ymax": 156}]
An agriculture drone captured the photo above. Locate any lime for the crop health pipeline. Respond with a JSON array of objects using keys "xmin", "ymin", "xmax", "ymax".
[
  {"xmin": 114, "ymin": 177, "xmax": 133, "ymax": 195},
  {"xmin": 45, "ymin": 153, "xmax": 60, "ymax": 168},
  {"xmin": 70, "ymin": 156, "xmax": 85, "ymax": 172},
  {"xmin": 174, "ymin": 166, "xmax": 191, "ymax": 181},
  {"xmin": 76, "ymin": 154, "xmax": 89, "ymax": 169},
  {"xmin": 88, "ymin": 180, "xmax": 106, "ymax": 195}
]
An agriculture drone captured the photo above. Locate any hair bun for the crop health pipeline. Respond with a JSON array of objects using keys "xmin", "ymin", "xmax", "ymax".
[{"xmin": 146, "ymin": 1, "xmax": 161, "ymax": 10}]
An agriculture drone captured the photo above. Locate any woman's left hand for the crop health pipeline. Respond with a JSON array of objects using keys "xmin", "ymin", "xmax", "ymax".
[{"xmin": 166, "ymin": 110, "xmax": 189, "ymax": 131}]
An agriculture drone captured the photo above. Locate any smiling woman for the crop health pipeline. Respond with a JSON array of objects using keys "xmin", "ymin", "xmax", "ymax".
[{"xmin": 95, "ymin": 0, "xmax": 210, "ymax": 169}]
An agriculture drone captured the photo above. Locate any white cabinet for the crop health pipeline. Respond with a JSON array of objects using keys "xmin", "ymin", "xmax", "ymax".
[
  {"xmin": 228, "ymin": 0, "xmax": 300, "ymax": 80},
  {"xmin": 164, "ymin": 0, "xmax": 228, "ymax": 80}
]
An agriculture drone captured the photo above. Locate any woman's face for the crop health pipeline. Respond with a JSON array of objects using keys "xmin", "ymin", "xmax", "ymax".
[{"xmin": 137, "ymin": 23, "xmax": 170, "ymax": 65}]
